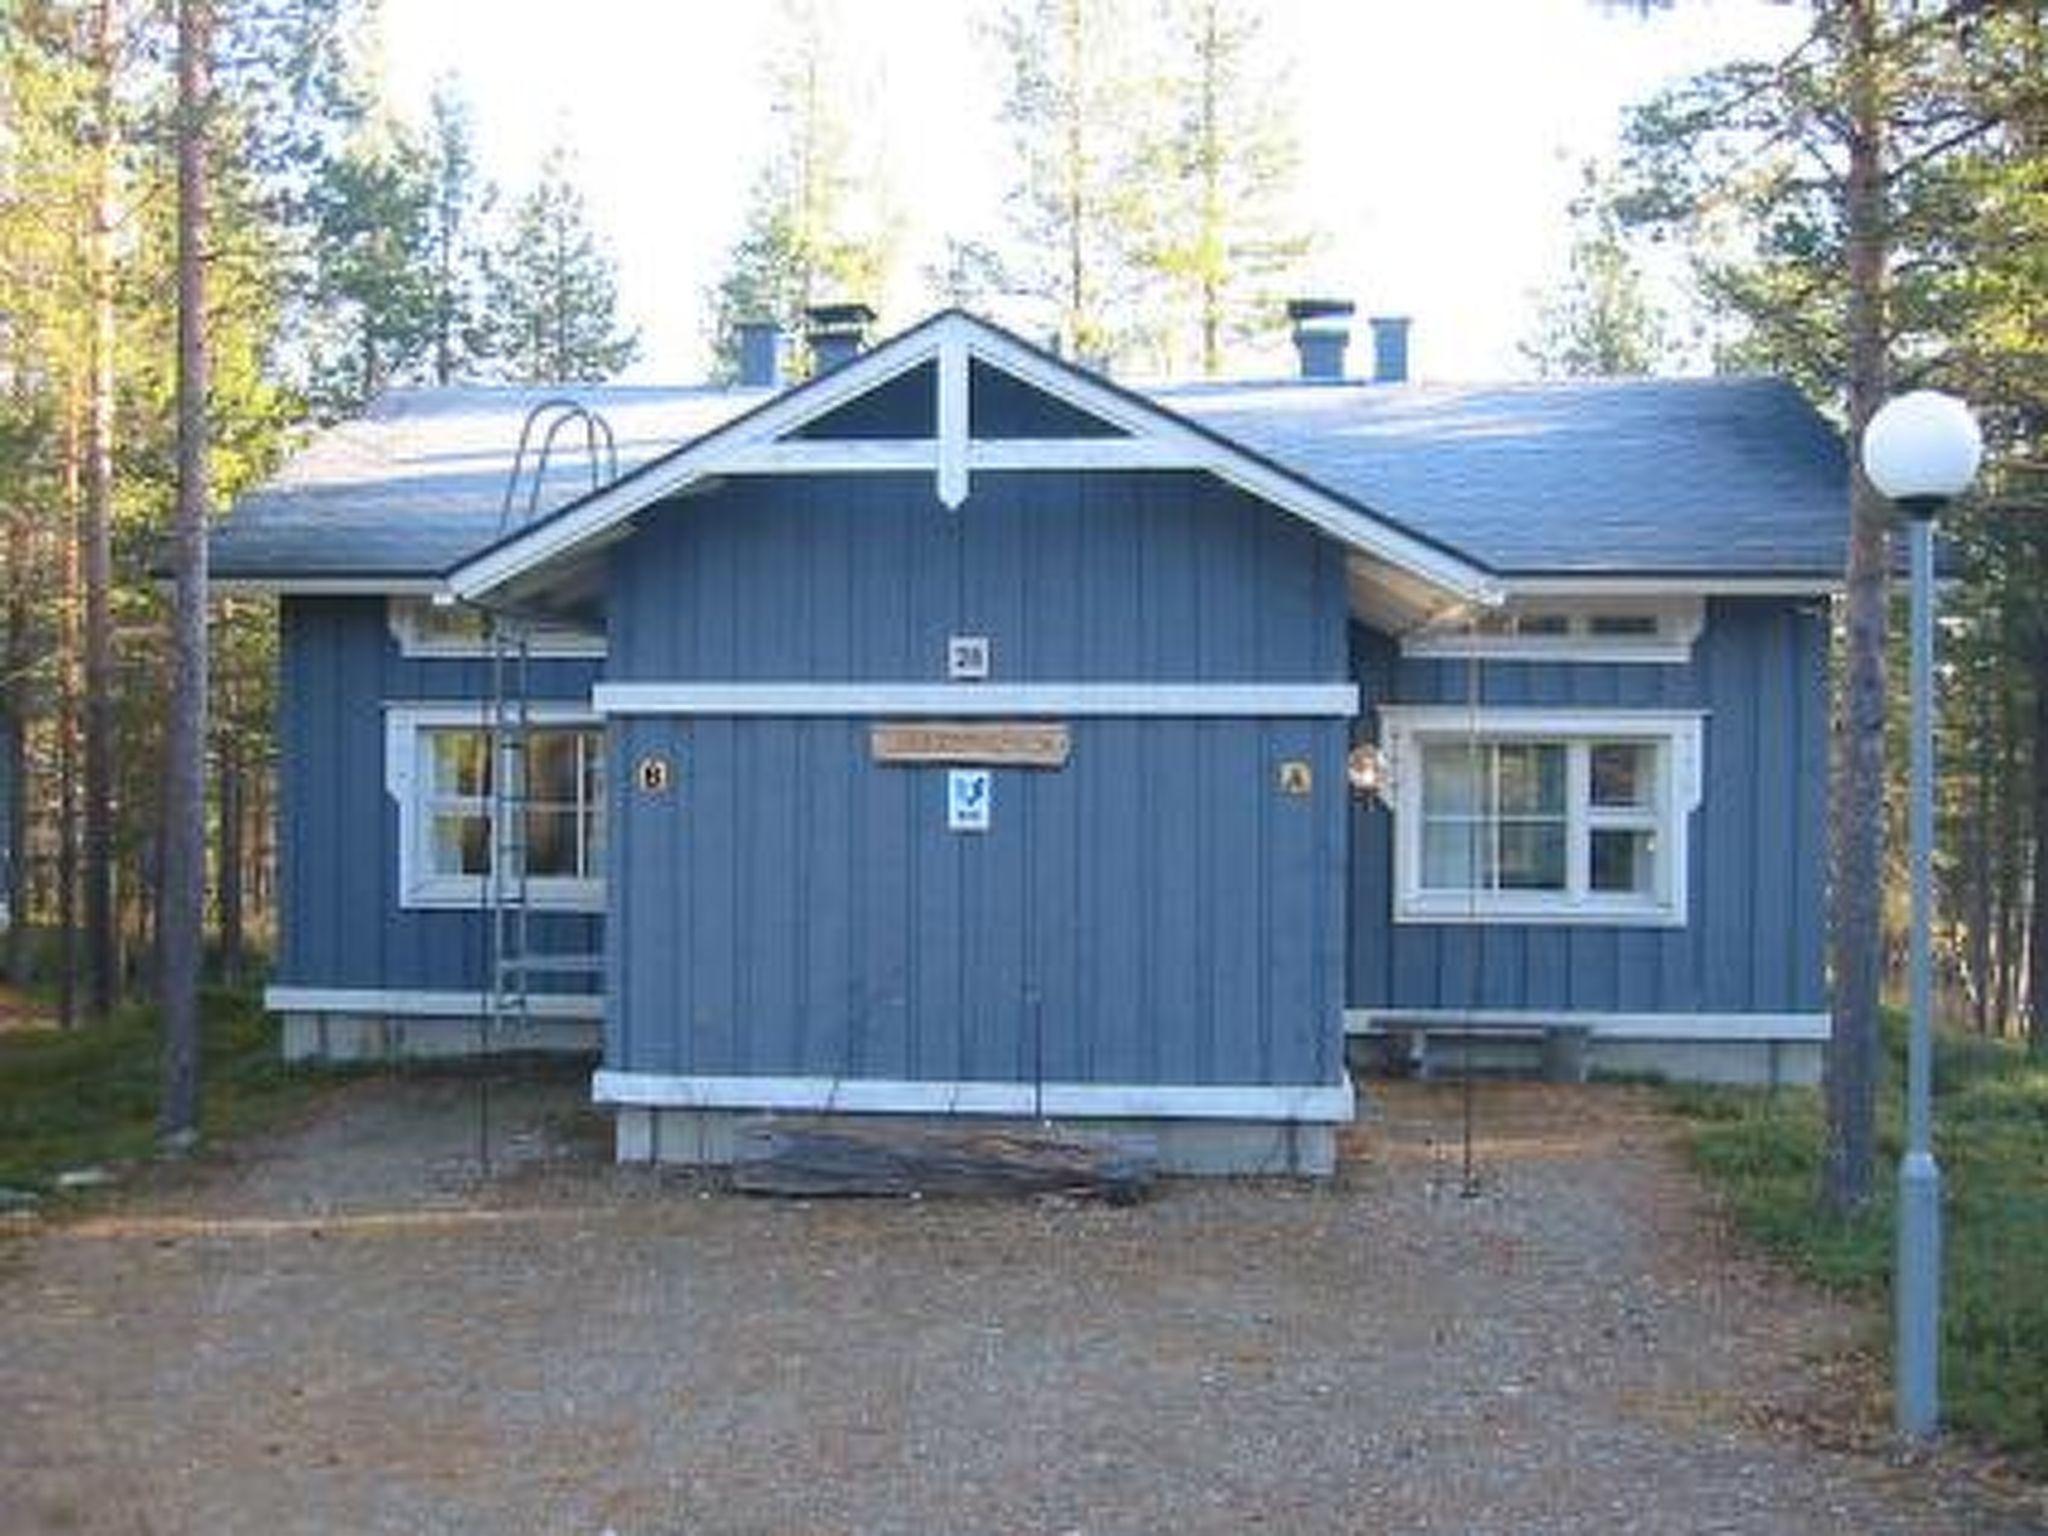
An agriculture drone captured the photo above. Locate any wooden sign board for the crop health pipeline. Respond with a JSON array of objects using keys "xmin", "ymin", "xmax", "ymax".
[{"xmin": 871, "ymin": 722, "xmax": 1071, "ymax": 768}]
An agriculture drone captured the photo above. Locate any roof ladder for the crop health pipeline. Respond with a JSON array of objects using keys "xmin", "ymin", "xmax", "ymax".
[{"xmin": 497, "ymin": 398, "xmax": 619, "ymax": 535}]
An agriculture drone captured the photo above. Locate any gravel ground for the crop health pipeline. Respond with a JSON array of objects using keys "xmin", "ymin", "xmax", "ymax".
[{"xmin": 0, "ymin": 1066, "xmax": 2040, "ymax": 1536}]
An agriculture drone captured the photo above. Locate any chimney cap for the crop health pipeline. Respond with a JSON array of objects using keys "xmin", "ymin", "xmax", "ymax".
[
  {"xmin": 805, "ymin": 301, "xmax": 878, "ymax": 332},
  {"xmin": 1286, "ymin": 298, "xmax": 1356, "ymax": 324}
]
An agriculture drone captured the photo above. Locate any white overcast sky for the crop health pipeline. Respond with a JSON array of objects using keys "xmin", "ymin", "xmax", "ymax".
[{"xmin": 376, "ymin": 0, "xmax": 1804, "ymax": 383}]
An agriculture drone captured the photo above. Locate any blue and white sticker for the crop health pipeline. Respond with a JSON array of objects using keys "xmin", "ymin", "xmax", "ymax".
[{"xmin": 948, "ymin": 768, "xmax": 992, "ymax": 832}]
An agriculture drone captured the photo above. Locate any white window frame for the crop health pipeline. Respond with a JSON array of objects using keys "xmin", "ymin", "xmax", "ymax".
[
  {"xmin": 1377, "ymin": 705, "xmax": 1705, "ymax": 927},
  {"xmin": 384, "ymin": 703, "xmax": 606, "ymax": 911},
  {"xmin": 388, "ymin": 597, "xmax": 606, "ymax": 660},
  {"xmin": 1400, "ymin": 595, "xmax": 1704, "ymax": 664}
]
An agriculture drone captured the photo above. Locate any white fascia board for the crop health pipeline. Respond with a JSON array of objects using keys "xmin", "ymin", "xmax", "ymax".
[
  {"xmin": 591, "ymin": 682, "xmax": 1360, "ymax": 717},
  {"xmin": 962, "ymin": 322, "xmax": 1500, "ymax": 605},
  {"xmin": 1502, "ymin": 575, "xmax": 1838, "ymax": 597},
  {"xmin": 1345, "ymin": 1008, "xmax": 1829, "ymax": 1043},
  {"xmin": 266, "ymin": 985, "xmax": 603, "ymax": 1020},
  {"xmin": 450, "ymin": 311, "xmax": 1498, "ymax": 610},
  {"xmin": 591, "ymin": 1069, "xmax": 1356, "ymax": 1124},
  {"xmin": 449, "ymin": 334, "xmax": 949, "ymax": 600},
  {"xmin": 215, "ymin": 575, "xmax": 447, "ymax": 596}
]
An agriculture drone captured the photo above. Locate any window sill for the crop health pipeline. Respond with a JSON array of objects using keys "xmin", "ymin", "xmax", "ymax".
[
  {"xmin": 1395, "ymin": 896, "xmax": 1685, "ymax": 928},
  {"xmin": 401, "ymin": 879, "xmax": 605, "ymax": 913}
]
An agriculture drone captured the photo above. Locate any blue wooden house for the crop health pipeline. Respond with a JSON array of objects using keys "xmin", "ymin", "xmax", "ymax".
[{"xmin": 215, "ymin": 306, "xmax": 1843, "ymax": 1173}]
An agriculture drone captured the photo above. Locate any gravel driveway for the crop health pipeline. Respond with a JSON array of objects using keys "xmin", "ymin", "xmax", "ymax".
[{"xmin": 0, "ymin": 1067, "xmax": 2037, "ymax": 1535}]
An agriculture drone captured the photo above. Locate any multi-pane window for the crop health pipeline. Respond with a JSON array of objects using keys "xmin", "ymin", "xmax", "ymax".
[
  {"xmin": 1384, "ymin": 708, "xmax": 1701, "ymax": 926},
  {"xmin": 1403, "ymin": 598, "xmax": 1704, "ymax": 663},
  {"xmin": 388, "ymin": 707, "xmax": 606, "ymax": 908},
  {"xmin": 387, "ymin": 598, "xmax": 605, "ymax": 658},
  {"xmin": 417, "ymin": 726, "xmax": 606, "ymax": 886}
]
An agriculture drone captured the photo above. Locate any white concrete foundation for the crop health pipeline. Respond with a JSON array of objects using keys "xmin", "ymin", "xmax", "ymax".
[
  {"xmin": 614, "ymin": 1107, "xmax": 1338, "ymax": 1177},
  {"xmin": 1348, "ymin": 1032, "xmax": 1822, "ymax": 1088},
  {"xmin": 280, "ymin": 1012, "xmax": 600, "ymax": 1063},
  {"xmin": 1586, "ymin": 1037, "xmax": 1822, "ymax": 1088}
]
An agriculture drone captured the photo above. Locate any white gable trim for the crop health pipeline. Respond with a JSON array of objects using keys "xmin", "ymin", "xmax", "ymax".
[{"xmin": 447, "ymin": 311, "xmax": 1500, "ymax": 609}]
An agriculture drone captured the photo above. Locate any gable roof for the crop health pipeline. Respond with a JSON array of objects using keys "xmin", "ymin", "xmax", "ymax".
[
  {"xmin": 441, "ymin": 311, "xmax": 1502, "ymax": 617},
  {"xmin": 210, "ymin": 310, "xmax": 1850, "ymax": 612}
]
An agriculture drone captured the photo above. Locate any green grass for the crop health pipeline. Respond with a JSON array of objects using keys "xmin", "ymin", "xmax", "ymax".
[
  {"xmin": 1665, "ymin": 1021, "xmax": 2048, "ymax": 1464},
  {"xmin": 0, "ymin": 986, "xmax": 339, "ymax": 1195}
]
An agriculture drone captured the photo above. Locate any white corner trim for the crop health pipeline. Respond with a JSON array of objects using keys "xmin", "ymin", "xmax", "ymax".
[
  {"xmin": 590, "ymin": 1069, "xmax": 1356, "ymax": 1124},
  {"xmin": 266, "ymin": 985, "xmax": 604, "ymax": 1020},
  {"xmin": 590, "ymin": 681, "xmax": 1359, "ymax": 718},
  {"xmin": 447, "ymin": 311, "xmax": 1499, "ymax": 610},
  {"xmin": 1345, "ymin": 1008, "xmax": 1829, "ymax": 1043}
]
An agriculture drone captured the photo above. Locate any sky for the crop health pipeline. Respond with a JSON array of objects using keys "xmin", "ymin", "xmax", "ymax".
[{"xmin": 376, "ymin": 0, "xmax": 1806, "ymax": 384}]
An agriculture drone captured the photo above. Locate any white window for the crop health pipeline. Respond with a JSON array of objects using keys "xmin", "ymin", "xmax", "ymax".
[
  {"xmin": 388, "ymin": 598, "xmax": 606, "ymax": 659},
  {"xmin": 1378, "ymin": 706, "xmax": 1703, "ymax": 926},
  {"xmin": 386, "ymin": 705, "xmax": 606, "ymax": 909},
  {"xmin": 1400, "ymin": 596, "xmax": 1703, "ymax": 664}
]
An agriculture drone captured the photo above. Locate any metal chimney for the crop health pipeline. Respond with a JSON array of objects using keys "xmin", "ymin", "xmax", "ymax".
[
  {"xmin": 1287, "ymin": 299, "xmax": 1355, "ymax": 382},
  {"xmin": 1369, "ymin": 315, "xmax": 1412, "ymax": 384},
  {"xmin": 736, "ymin": 320, "xmax": 782, "ymax": 388},
  {"xmin": 805, "ymin": 302, "xmax": 877, "ymax": 373}
]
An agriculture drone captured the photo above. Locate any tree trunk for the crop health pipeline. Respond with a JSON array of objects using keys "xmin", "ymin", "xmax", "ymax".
[
  {"xmin": 1822, "ymin": 0, "xmax": 1890, "ymax": 1215},
  {"xmin": 217, "ymin": 705, "xmax": 243, "ymax": 983},
  {"xmin": 82, "ymin": 0, "xmax": 120, "ymax": 1022},
  {"xmin": 2030, "ymin": 626, "xmax": 2048, "ymax": 1050},
  {"xmin": 160, "ymin": 0, "xmax": 212, "ymax": 1146},
  {"xmin": 3, "ymin": 501, "xmax": 33, "ymax": 985}
]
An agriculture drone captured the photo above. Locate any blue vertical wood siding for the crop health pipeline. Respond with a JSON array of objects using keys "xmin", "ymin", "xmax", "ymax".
[
  {"xmin": 1347, "ymin": 597, "xmax": 1828, "ymax": 1014},
  {"xmin": 610, "ymin": 470, "xmax": 1351, "ymax": 685},
  {"xmin": 275, "ymin": 597, "xmax": 603, "ymax": 995},
  {"xmin": 605, "ymin": 468, "xmax": 1351, "ymax": 1089}
]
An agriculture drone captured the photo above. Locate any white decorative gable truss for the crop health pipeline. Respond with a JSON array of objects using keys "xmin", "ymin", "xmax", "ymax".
[{"xmin": 448, "ymin": 310, "xmax": 1502, "ymax": 629}]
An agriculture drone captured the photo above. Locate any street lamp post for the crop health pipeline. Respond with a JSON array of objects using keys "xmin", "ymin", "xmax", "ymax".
[{"xmin": 1860, "ymin": 388, "xmax": 1984, "ymax": 1441}]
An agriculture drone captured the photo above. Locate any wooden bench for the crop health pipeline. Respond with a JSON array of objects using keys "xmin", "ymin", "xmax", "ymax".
[{"xmin": 1370, "ymin": 1020, "xmax": 1592, "ymax": 1084}]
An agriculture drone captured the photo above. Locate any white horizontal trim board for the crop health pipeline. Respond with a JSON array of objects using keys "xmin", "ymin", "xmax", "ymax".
[
  {"xmin": 1502, "ymin": 576, "xmax": 1836, "ymax": 597},
  {"xmin": 1345, "ymin": 1008, "xmax": 1829, "ymax": 1043},
  {"xmin": 215, "ymin": 576, "xmax": 445, "ymax": 595},
  {"xmin": 716, "ymin": 436, "xmax": 1200, "ymax": 474},
  {"xmin": 591, "ymin": 1069, "xmax": 1356, "ymax": 1124},
  {"xmin": 266, "ymin": 986, "xmax": 604, "ymax": 1020},
  {"xmin": 593, "ymin": 681, "xmax": 1360, "ymax": 717}
]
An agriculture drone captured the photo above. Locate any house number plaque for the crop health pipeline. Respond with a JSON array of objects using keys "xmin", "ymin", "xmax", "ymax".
[
  {"xmin": 871, "ymin": 722, "xmax": 1070, "ymax": 768},
  {"xmin": 635, "ymin": 753, "xmax": 673, "ymax": 794}
]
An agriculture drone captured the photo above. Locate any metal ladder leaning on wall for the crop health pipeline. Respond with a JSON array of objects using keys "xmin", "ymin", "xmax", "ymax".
[{"xmin": 480, "ymin": 399, "xmax": 618, "ymax": 1098}]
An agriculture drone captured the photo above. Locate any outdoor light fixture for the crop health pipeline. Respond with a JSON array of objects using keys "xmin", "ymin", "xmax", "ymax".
[{"xmin": 1861, "ymin": 387, "xmax": 1984, "ymax": 1442}]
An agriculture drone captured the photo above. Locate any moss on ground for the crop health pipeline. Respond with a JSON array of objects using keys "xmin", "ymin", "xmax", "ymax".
[
  {"xmin": 1665, "ymin": 1020, "xmax": 2048, "ymax": 1467},
  {"xmin": 0, "ymin": 985, "xmax": 336, "ymax": 1193}
]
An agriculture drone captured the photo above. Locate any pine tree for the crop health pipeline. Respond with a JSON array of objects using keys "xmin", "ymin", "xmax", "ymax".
[
  {"xmin": 305, "ymin": 115, "xmax": 438, "ymax": 409},
  {"xmin": 159, "ymin": 0, "xmax": 210, "ymax": 1146},
  {"xmin": 1616, "ymin": 0, "xmax": 2039, "ymax": 1207},
  {"xmin": 990, "ymin": 0, "xmax": 1159, "ymax": 365},
  {"xmin": 1146, "ymin": 0, "xmax": 1313, "ymax": 376},
  {"xmin": 707, "ymin": 0, "xmax": 898, "ymax": 377},
  {"xmin": 483, "ymin": 143, "xmax": 638, "ymax": 385},
  {"xmin": 1521, "ymin": 162, "xmax": 1671, "ymax": 377},
  {"xmin": 424, "ymin": 78, "xmax": 488, "ymax": 386}
]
